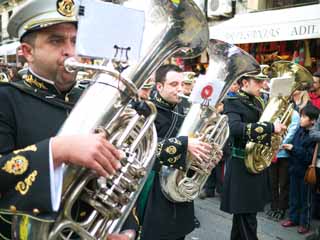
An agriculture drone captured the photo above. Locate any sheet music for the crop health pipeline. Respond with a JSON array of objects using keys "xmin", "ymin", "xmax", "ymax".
[
  {"xmin": 269, "ymin": 76, "xmax": 294, "ymax": 98},
  {"xmin": 76, "ymin": 0, "xmax": 145, "ymax": 61},
  {"xmin": 189, "ymin": 74, "xmax": 225, "ymax": 106}
]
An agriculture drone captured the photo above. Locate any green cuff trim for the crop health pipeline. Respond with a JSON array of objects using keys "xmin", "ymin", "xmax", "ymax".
[{"xmin": 232, "ymin": 147, "xmax": 245, "ymax": 159}]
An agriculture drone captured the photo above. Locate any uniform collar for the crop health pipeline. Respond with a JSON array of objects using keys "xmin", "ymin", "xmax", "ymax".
[
  {"xmin": 23, "ymin": 68, "xmax": 76, "ymax": 100},
  {"xmin": 154, "ymin": 92, "xmax": 176, "ymax": 109},
  {"xmin": 238, "ymin": 89, "xmax": 265, "ymax": 113},
  {"xmin": 238, "ymin": 89, "xmax": 255, "ymax": 101}
]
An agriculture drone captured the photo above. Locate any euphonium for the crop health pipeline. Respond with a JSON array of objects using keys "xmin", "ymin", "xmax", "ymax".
[
  {"xmin": 160, "ymin": 39, "xmax": 260, "ymax": 202},
  {"xmin": 12, "ymin": 0, "xmax": 209, "ymax": 239},
  {"xmin": 245, "ymin": 61, "xmax": 313, "ymax": 174}
]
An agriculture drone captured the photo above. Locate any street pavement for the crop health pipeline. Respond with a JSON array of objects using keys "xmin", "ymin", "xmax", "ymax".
[{"xmin": 186, "ymin": 196, "xmax": 320, "ymax": 240}]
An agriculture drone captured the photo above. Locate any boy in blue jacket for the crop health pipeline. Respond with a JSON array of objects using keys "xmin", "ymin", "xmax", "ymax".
[{"xmin": 281, "ymin": 102, "xmax": 320, "ymax": 234}]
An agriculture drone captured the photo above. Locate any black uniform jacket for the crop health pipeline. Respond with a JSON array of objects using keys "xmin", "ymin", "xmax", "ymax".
[
  {"xmin": 0, "ymin": 72, "xmax": 81, "ymax": 237},
  {"xmin": 137, "ymin": 93, "xmax": 194, "ymax": 240},
  {"xmin": 220, "ymin": 90, "xmax": 273, "ymax": 214}
]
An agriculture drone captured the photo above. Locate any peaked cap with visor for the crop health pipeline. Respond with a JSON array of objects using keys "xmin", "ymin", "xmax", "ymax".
[{"xmin": 7, "ymin": 0, "xmax": 78, "ymax": 40}]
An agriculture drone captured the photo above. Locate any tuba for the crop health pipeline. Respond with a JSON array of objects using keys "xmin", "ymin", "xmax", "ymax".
[
  {"xmin": 245, "ymin": 61, "xmax": 313, "ymax": 174},
  {"xmin": 160, "ymin": 39, "xmax": 260, "ymax": 202},
  {"xmin": 12, "ymin": 0, "xmax": 209, "ymax": 239}
]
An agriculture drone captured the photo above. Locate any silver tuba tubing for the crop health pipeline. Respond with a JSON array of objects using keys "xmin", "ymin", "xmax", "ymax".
[
  {"xmin": 13, "ymin": 0, "xmax": 209, "ymax": 239},
  {"xmin": 160, "ymin": 39, "xmax": 260, "ymax": 202}
]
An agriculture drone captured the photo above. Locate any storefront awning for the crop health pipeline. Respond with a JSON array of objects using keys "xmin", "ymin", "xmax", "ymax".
[
  {"xmin": 0, "ymin": 41, "xmax": 20, "ymax": 56},
  {"xmin": 210, "ymin": 4, "xmax": 320, "ymax": 44}
]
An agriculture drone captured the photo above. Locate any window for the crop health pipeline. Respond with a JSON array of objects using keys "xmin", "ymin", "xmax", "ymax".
[{"xmin": 267, "ymin": 0, "xmax": 318, "ymax": 9}]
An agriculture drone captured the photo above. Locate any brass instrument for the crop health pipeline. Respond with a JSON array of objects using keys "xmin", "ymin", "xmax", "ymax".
[
  {"xmin": 245, "ymin": 61, "xmax": 313, "ymax": 174},
  {"xmin": 0, "ymin": 72, "xmax": 9, "ymax": 82},
  {"xmin": 12, "ymin": 0, "xmax": 209, "ymax": 239},
  {"xmin": 160, "ymin": 39, "xmax": 260, "ymax": 202}
]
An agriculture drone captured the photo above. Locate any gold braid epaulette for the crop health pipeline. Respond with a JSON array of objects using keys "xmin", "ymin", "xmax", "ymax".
[{"xmin": 24, "ymin": 74, "xmax": 48, "ymax": 90}]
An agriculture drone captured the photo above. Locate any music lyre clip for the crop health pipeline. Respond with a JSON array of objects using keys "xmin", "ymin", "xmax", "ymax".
[{"xmin": 112, "ymin": 45, "xmax": 131, "ymax": 73}]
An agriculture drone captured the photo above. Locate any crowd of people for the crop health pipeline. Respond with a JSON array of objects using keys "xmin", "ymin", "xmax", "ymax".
[{"xmin": 1, "ymin": 1, "xmax": 320, "ymax": 240}]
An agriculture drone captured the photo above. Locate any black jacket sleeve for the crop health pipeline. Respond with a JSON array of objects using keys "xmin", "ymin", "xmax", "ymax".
[
  {"xmin": 0, "ymin": 88, "xmax": 53, "ymax": 216},
  {"xmin": 224, "ymin": 98, "xmax": 274, "ymax": 147},
  {"xmin": 154, "ymin": 136, "xmax": 188, "ymax": 172}
]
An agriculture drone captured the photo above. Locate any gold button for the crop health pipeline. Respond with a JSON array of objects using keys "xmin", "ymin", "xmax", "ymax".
[
  {"xmin": 10, "ymin": 205, "xmax": 16, "ymax": 213},
  {"xmin": 170, "ymin": 165, "xmax": 173, "ymax": 168},
  {"xmin": 33, "ymin": 208, "xmax": 40, "ymax": 215},
  {"xmin": 80, "ymin": 211, "xmax": 86, "ymax": 217},
  {"xmin": 179, "ymin": 166, "xmax": 183, "ymax": 170},
  {"xmin": 159, "ymin": 161, "xmax": 164, "ymax": 164}
]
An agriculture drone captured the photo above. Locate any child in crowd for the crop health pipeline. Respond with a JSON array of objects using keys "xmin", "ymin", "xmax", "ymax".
[{"xmin": 281, "ymin": 102, "xmax": 320, "ymax": 234}]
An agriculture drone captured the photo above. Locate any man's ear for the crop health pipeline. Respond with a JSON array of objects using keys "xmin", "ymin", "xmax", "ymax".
[
  {"xmin": 156, "ymin": 82, "xmax": 163, "ymax": 92},
  {"xmin": 20, "ymin": 43, "xmax": 34, "ymax": 63}
]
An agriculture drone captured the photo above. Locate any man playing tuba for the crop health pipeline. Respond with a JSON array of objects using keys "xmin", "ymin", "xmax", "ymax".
[
  {"xmin": 220, "ymin": 71, "xmax": 286, "ymax": 240},
  {"xmin": 126, "ymin": 64, "xmax": 211, "ymax": 240},
  {"xmin": 0, "ymin": 1, "xmax": 131, "ymax": 239}
]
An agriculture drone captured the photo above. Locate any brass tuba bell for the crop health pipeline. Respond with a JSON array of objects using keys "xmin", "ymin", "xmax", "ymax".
[
  {"xmin": 245, "ymin": 61, "xmax": 313, "ymax": 174},
  {"xmin": 160, "ymin": 39, "xmax": 260, "ymax": 202}
]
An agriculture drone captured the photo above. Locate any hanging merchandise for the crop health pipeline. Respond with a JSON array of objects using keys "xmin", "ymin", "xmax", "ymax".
[
  {"xmin": 249, "ymin": 43, "xmax": 257, "ymax": 58},
  {"xmin": 292, "ymin": 41, "xmax": 300, "ymax": 64},
  {"xmin": 278, "ymin": 41, "xmax": 290, "ymax": 60},
  {"xmin": 298, "ymin": 41, "xmax": 305, "ymax": 66},
  {"xmin": 304, "ymin": 40, "xmax": 312, "ymax": 68},
  {"xmin": 255, "ymin": 43, "xmax": 261, "ymax": 63}
]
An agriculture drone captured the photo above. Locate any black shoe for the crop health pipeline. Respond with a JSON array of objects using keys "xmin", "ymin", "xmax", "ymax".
[
  {"xmin": 266, "ymin": 209, "xmax": 277, "ymax": 219},
  {"xmin": 194, "ymin": 217, "xmax": 201, "ymax": 228},
  {"xmin": 277, "ymin": 209, "xmax": 286, "ymax": 220},
  {"xmin": 271, "ymin": 209, "xmax": 286, "ymax": 221},
  {"xmin": 265, "ymin": 209, "xmax": 274, "ymax": 217}
]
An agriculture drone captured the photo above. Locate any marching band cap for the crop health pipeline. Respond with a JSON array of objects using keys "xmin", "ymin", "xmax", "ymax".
[
  {"xmin": 313, "ymin": 71, "xmax": 320, "ymax": 78},
  {"xmin": 142, "ymin": 82, "xmax": 154, "ymax": 89},
  {"xmin": 183, "ymin": 71, "xmax": 195, "ymax": 84},
  {"xmin": 244, "ymin": 64, "xmax": 270, "ymax": 81},
  {"xmin": 8, "ymin": 0, "xmax": 78, "ymax": 40}
]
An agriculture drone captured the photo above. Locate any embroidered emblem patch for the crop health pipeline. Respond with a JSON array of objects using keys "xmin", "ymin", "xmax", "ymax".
[
  {"xmin": 24, "ymin": 74, "xmax": 48, "ymax": 90},
  {"xmin": 57, "ymin": 0, "xmax": 75, "ymax": 17},
  {"xmin": 165, "ymin": 146, "xmax": 177, "ymax": 155},
  {"xmin": 15, "ymin": 170, "xmax": 38, "ymax": 195},
  {"xmin": 168, "ymin": 138, "xmax": 182, "ymax": 145},
  {"xmin": 255, "ymin": 126, "xmax": 264, "ymax": 134},
  {"xmin": 2, "ymin": 156, "xmax": 29, "ymax": 175},
  {"xmin": 168, "ymin": 154, "xmax": 181, "ymax": 164},
  {"xmin": 13, "ymin": 145, "xmax": 37, "ymax": 154},
  {"xmin": 157, "ymin": 142, "xmax": 164, "ymax": 157}
]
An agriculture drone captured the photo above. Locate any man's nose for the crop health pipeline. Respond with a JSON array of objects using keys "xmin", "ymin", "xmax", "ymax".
[{"xmin": 62, "ymin": 41, "xmax": 75, "ymax": 57}]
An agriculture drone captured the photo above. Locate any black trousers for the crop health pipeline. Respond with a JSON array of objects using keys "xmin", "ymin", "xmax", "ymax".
[
  {"xmin": 231, "ymin": 213, "xmax": 258, "ymax": 240},
  {"xmin": 204, "ymin": 160, "xmax": 225, "ymax": 195},
  {"xmin": 160, "ymin": 237, "xmax": 185, "ymax": 240},
  {"xmin": 269, "ymin": 158, "xmax": 289, "ymax": 210}
]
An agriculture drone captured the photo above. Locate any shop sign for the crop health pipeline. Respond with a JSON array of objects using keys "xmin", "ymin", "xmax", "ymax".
[{"xmin": 210, "ymin": 17, "xmax": 320, "ymax": 43}]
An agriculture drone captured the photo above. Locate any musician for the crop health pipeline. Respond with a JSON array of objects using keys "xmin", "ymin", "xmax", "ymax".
[
  {"xmin": 0, "ymin": 1, "xmax": 129, "ymax": 239},
  {"xmin": 220, "ymin": 72, "xmax": 286, "ymax": 240},
  {"xmin": 182, "ymin": 71, "xmax": 195, "ymax": 97},
  {"xmin": 128, "ymin": 64, "xmax": 211, "ymax": 240},
  {"xmin": 138, "ymin": 80, "xmax": 154, "ymax": 100}
]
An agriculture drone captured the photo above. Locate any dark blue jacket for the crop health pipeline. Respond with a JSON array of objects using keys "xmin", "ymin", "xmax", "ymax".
[{"xmin": 288, "ymin": 127, "xmax": 316, "ymax": 177}]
